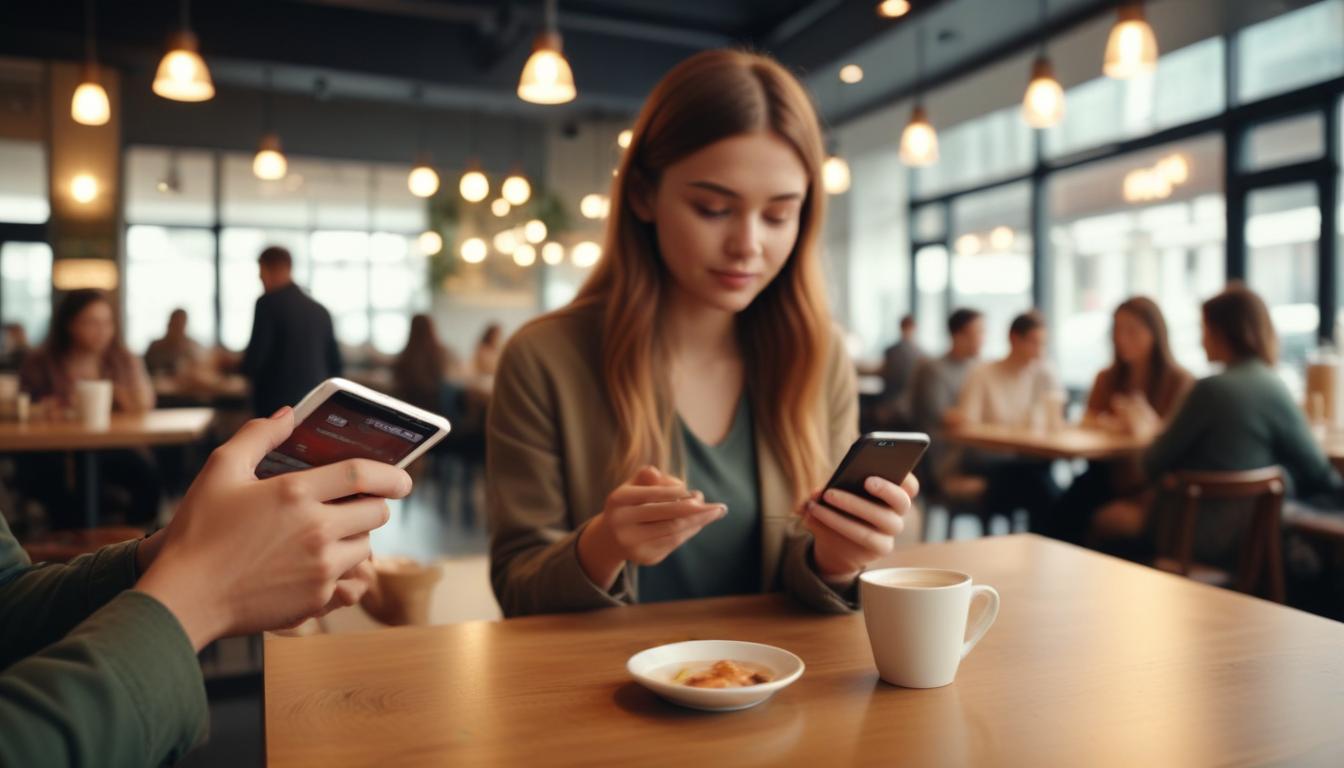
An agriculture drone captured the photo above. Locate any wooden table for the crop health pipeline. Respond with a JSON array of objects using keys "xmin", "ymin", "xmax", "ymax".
[
  {"xmin": 948, "ymin": 422, "xmax": 1344, "ymax": 471},
  {"xmin": 0, "ymin": 408, "xmax": 215, "ymax": 526},
  {"xmin": 263, "ymin": 535, "xmax": 1344, "ymax": 766},
  {"xmin": 945, "ymin": 422, "xmax": 1149, "ymax": 461}
]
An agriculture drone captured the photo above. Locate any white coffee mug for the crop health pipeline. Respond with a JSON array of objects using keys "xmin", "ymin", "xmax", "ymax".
[
  {"xmin": 74, "ymin": 379, "xmax": 114, "ymax": 430},
  {"xmin": 860, "ymin": 567, "xmax": 999, "ymax": 689}
]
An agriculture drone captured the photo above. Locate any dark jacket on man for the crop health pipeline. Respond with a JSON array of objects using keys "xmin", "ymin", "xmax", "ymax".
[{"xmin": 241, "ymin": 282, "xmax": 343, "ymax": 416}]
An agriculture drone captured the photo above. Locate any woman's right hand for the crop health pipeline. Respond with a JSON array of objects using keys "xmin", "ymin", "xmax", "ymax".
[
  {"xmin": 134, "ymin": 407, "xmax": 412, "ymax": 650},
  {"xmin": 576, "ymin": 466, "xmax": 726, "ymax": 590}
]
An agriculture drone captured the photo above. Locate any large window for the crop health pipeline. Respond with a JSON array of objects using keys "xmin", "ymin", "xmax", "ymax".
[
  {"xmin": 914, "ymin": 245, "xmax": 949, "ymax": 353},
  {"xmin": 1236, "ymin": 0, "xmax": 1344, "ymax": 104},
  {"xmin": 1048, "ymin": 136, "xmax": 1226, "ymax": 388},
  {"xmin": 950, "ymin": 183, "xmax": 1032, "ymax": 361},
  {"xmin": 1045, "ymin": 37, "xmax": 1225, "ymax": 159},
  {"xmin": 915, "ymin": 105, "xmax": 1033, "ymax": 198},
  {"xmin": 124, "ymin": 226, "xmax": 217, "ymax": 353},
  {"xmin": 0, "ymin": 139, "xmax": 48, "ymax": 224},
  {"xmin": 1246, "ymin": 183, "xmax": 1321, "ymax": 393},
  {"xmin": 125, "ymin": 146, "xmax": 431, "ymax": 354},
  {"xmin": 0, "ymin": 241, "xmax": 52, "ymax": 343}
]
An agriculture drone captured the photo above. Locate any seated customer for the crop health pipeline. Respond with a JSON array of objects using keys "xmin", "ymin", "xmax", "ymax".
[
  {"xmin": 1041, "ymin": 297, "xmax": 1194, "ymax": 544},
  {"xmin": 0, "ymin": 407, "xmax": 411, "ymax": 766},
  {"xmin": 1142, "ymin": 285, "xmax": 1343, "ymax": 561},
  {"xmin": 144, "ymin": 308, "xmax": 205, "ymax": 377},
  {"xmin": 905, "ymin": 308, "xmax": 984, "ymax": 486},
  {"xmin": 19, "ymin": 289, "xmax": 159, "ymax": 528},
  {"xmin": 392, "ymin": 314, "xmax": 461, "ymax": 414},
  {"xmin": 875, "ymin": 314, "xmax": 922, "ymax": 426},
  {"xmin": 955, "ymin": 310, "xmax": 1063, "ymax": 529},
  {"xmin": 488, "ymin": 49, "xmax": 918, "ymax": 618}
]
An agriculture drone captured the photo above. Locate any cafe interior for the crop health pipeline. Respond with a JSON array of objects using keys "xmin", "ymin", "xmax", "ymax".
[{"xmin": 2, "ymin": 0, "xmax": 1344, "ymax": 765}]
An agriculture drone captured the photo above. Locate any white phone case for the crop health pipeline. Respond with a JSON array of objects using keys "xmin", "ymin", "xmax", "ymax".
[{"xmin": 288, "ymin": 377, "xmax": 451, "ymax": 469}]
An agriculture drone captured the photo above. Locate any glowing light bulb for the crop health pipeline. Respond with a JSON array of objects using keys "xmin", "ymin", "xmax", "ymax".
[
  {"xmin": 152, "ymin": 31, "xmax": 214, "ymax": 102},
  {"xmin": 523, "ymin": 219, "xmax": 547, "ymax": 244},
  {"xmin": 252, "ymin": 133, "xmax": 287, "ymax": 181},
  {"xmin": 418, "ymin": 230, "xmax": 443, "ymax": 255},
  {"xmin": 513, "ymin": 243, "xmax": 537, "ymax": 267},
  {"xmin": 71, "ymin": 78, "xmax": 110, "ymax": 126},
  {"xmin": 580, "ymin": 193, "xmax": 609, "ymax": 220},
  {"xmin": 70, "ymin": 173, "xmax": 99, "ymax": 204},
  {"xmin": 1104, "ymin": 5, "xmax": 1159, "ymax": 79},
  {"xmin": 517, "ymin": 32, "xmax": 576, "ymax": 105},
  {"xmin": 1022, "ymin": 56, "xmax": 1065, "ymax": 129},
  {"xmin": 459, "ymin": 167, "xmax": 489, "ymax": 203},
  {"xmin": 876, "ymin": 0, "xmax": 910, "ymax": 18},
  {"xmin": 541, "ymin": 242, "xmax": 565, "ymax": 265},
  {"xmin": 491, "ymin": 198, "xmax": 511, "ymax": 217},
  {"xmin": 900, "ymin": 105, "xmax": 939, "ymax": 167},
  {"xmin": 823, "ymin": 155, "xmax": 851, "ymax": 195},
  {"xmin": 408, "ymin": 164, "xmax": 440, "ymax": 198},
  {"xmin": 571, "ymin": 240, "xmax": 602, "ymax": 268},
  {"xmin": 501, "ymin": 173, "xmax": 531, "ymax": 206},
  {"xmin": 839, "ymin": 65, "xmax": 864, "ymax": 85},
  {"xmin": 460, "ymin": 237, "xmax": 487, "ymax": 263}
]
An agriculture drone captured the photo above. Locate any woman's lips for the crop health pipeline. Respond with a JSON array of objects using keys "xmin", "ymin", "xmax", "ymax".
[{"xmin": 710, "ymin": 269, "xmax": 757, "ymax": 290}]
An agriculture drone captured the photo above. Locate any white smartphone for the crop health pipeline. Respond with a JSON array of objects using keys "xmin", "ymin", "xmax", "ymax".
[{"xmin": 255, "ymin": 377, "xmax": 451, "ymax": 479}]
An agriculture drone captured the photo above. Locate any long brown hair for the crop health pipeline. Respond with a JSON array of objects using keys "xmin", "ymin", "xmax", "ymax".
[
  {"xmin": 1112, "ymin": 296, "xmax": 1180, "ymax": 406},
  {"xmin": 394, "ymin": 314, "xmax": 451, "ymax": 412},
  {"xmin": 572, "ymin": 49, "xmax": 831, "ymax": 503},
  {"xmin": 1203, "ymin": 283, "xmax": 1278, "ymax": 366}
]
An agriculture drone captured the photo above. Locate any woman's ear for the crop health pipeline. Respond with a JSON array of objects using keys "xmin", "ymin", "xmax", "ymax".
[{"xmin": 626, "ymin": 173, "xmax": 656, "ymax": 223}]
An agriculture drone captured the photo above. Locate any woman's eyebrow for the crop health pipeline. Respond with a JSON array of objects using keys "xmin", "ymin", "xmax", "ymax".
[{"xmin": 687, "ymin": 180, "xmax": 803, "ymax": 202}]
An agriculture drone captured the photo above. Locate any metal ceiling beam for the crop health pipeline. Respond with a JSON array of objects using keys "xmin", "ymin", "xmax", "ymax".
[{"xmin": 283, "ymin": 0, "xmax": 731, "ymax": 49}]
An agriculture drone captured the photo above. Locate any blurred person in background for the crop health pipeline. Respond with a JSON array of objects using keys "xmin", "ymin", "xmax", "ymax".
[
  {"xmin": 906, "ymin": 308, "xmax": 984, "ymax": 488},
  {"xmin": 0, "ymin": 323, "xmax": 30, "ymax": 372},
  {"xmin": 241, "ymin": 246, "xmax": 342, "ymax": 417},
  {"xmin": 1040, "ymin": 297, "xmax": 1194, "ymax": 545},
  {"xmin": 18, "ymin": 290, "xmax": 159, "ymax": 528},
  {"xmin": 955, "ymin": 310, "xmax": 1063, "ymax": 530},
  {"xmin": 393, "ymin": 314, "xmax": 461, "ymax": 414},
  {"xmin": 144, "ymin": 308, "xmax": 205, "ymax": 378}
]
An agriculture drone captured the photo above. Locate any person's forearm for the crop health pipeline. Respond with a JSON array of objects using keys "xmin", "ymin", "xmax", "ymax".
[
  {"xmin": 135, "ymin": 554, "xmax": 225, "ymax": 652},
  {"xmin": 575, "ymin": 514, "xmax": 625, "ymax": 591}
]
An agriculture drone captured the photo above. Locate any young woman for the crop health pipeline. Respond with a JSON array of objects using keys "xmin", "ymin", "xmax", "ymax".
[
  {"xmin": 487, "ymin": 50, "xmax": 918, "ymax": 617},
  {"xmin": 1040, "ymin": 297, "xmax": 1194, "ymax": 544},
  {"xmin": 393, "ymin": 314, "xmax": 460, "ymax": 414},
  {"xmin": 21, "ymin": 289, "xmax": 154, "ymax": 414},
  {"xmin": 19, "ymin": 289, "xmax": 158, "ymax": 527},
  {"xmin": 1141, "ymin": 285, "xmax": 1341, "ymax": 561},
  {"xmin": 472, "ymin": 323, "xmax": 504, "ymax": 379}
]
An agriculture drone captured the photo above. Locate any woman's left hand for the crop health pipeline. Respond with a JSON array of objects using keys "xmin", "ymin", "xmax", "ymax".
[{"xmin": 802, "ymin": 474, "xmax": 919, "ymax": 584}]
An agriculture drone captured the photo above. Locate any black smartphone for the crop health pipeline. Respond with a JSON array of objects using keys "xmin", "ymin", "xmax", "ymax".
[{"xmin": 822, "ymin": 432, "xmax": 930, "ymax": 506}]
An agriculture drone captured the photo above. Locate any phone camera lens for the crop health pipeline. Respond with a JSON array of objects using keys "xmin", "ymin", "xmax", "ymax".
[{"xmin": 878, "ymin": 441, "xmax": 889, "ymax": 447}]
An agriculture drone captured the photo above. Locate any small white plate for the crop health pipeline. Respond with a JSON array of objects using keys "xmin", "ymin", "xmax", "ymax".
[{"xmin": 626, "ymin": 640, "xmax": 805, "ymax": 712}]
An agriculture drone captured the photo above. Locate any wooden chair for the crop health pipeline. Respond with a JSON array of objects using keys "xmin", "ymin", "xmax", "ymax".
[
  {"xmin": 1154, "ymin": 468, "xmax": 1286, "ymax": 603},
  {"xmin": 921, "ymin": 473, "xmax": 995, "ymax": 541}
]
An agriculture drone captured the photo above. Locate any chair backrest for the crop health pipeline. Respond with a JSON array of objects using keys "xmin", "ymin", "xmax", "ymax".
[{"xmin": 1158, "ymin": 467, "xmax": 1286, "ymax": 601}]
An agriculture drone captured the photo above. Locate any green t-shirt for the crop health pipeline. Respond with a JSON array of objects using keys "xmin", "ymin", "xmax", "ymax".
[{"xmin": 640, "ymin": 396, "xmax": 762, "ymax": 603}]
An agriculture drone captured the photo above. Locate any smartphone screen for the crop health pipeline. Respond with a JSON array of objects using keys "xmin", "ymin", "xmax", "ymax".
[{"xmin": 256, "ymin": 390, "xmax": 442, "ymax": 478}]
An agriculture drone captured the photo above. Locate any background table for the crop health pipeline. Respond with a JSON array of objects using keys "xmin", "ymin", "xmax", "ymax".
[
  {"xmin": 264, "ymin": 535, "xmax": 1344, "ymax": 766},
  {"xmin": 944, "ymin": 423, "xmax": 1149, "ymax": 461},
  {"xmin": 0, "ymin": 408, "xmax": 215, "ymax": 526}
]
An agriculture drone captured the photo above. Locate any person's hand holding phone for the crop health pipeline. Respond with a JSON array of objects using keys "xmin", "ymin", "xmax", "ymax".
[
  {"xmin": 135, "ymin": 407, "xmax": 412, "ymax": 651},
  {"xmin": 802, "ymin": 474, "xmax": 919, "ymax": 585},
  {"xmin": 577, "ymin": 465, "xmax": 727, "ymax": 591}
]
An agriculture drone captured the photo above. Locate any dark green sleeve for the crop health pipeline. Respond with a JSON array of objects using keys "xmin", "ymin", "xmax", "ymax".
[
  {"xmin": 0, "ymin": 521, "xmax": 144, "ymax": 669},
  {"xmin": 0, "ymin": 590, "xmax": 208, "ymax": 768},
  {"xmin": 1270, "ymin": 392, "xmax": 1344, "ymax": 499},
  {"xmin": 1142, "ymin": 379, "xmax": 1214, "ymax": 480}
]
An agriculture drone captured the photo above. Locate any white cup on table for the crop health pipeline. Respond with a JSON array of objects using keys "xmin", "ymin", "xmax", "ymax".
[
  {"xmin": 860, "ymin": 567, "xmax": 999, "ymax": 689},
  {"xmin": 74, "ymin": 379, "xmax": 114, "ymax": 430}
]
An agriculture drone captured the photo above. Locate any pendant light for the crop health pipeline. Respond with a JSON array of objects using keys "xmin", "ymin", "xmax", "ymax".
[
  {"xmin": 71, "ymin": 0, "xmax": 110, "ymax": 126},
  {"xmin": 500, "ymin": 118, "xmax": 532, "ymax": 206},
  {"xmin": 407, "ymin": 85, "xmax": 440, "ymax": 198},
  {"xmin": 1022, "ymin": 0, "xmax": 1064, "ymax": 129},
  {"xmin": 252, "ymin": 69, "xmax": 287, "ymax": 181},
  {"xmin": 823, "ymin": 153, "xmax": 852, "ymax": 195},
  {"xmin": 517, "ymin": 0, "xmax": 576, "ymax": 105},
  {"xmin": 900, "ymin": 26, "xmax": 938, "ymax": 167},
  {"xmin": 153, "ymin": 0, "xmax": 214, "ymax": 102},
  {"xmin": 1103, "ymin": 2, "xmax": 1159, "ymax": 80},
  {"xmin": 876, "ymin": 0, "xmax": 911, "ymax": 18},
  {"xmin": 460, "ymin": 237, "xmax": 487, "ymax": 263},
  {"xmin": 460, "ymin": 113, "xmax": 490, "ymax": 203}
]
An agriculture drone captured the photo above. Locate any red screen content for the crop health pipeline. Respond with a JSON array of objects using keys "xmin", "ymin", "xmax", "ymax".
[{"xmin": 256, "ymin": 391, "xmax": 433, "ymax": 478}]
